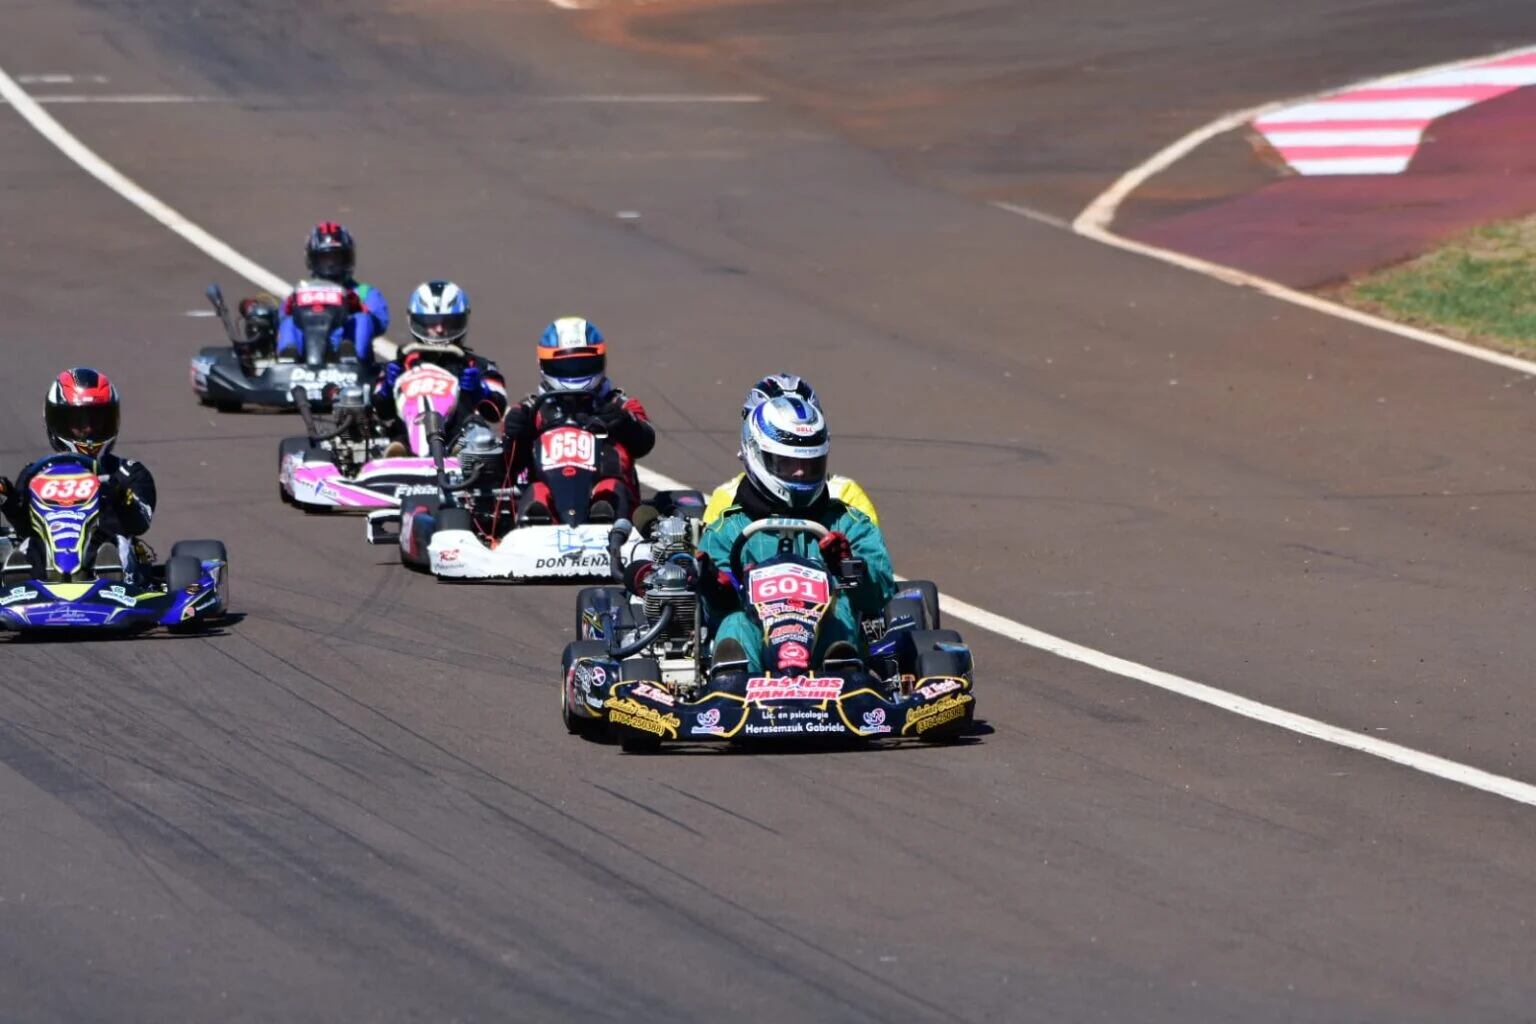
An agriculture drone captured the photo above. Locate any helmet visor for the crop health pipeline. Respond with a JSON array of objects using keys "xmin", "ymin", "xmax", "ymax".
[
  {"xmin": 411, "ymin": 311, "xmax": 468, "ymax": 342},
  {"xmin": 47, "ymin": 401, "xmax": 119, "ymax": 448},
  {"xmin": 761, "ymin": 450, "xmax": 826, "ymax": 488},
  {"xmin": 541, "ymin": 351, "xmax": 605, "ymax": 382},
  {"xmin": 308, "ymin": 248, "xmax": 353, "ymax": 281}
]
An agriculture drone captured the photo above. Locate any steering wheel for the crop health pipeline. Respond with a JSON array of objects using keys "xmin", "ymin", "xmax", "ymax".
[{"xmin": 728, "ymin": 516, "xmax": 830, "ymax": 583}]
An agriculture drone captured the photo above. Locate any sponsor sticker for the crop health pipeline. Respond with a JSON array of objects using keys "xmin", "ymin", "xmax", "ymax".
[
  {"xmin": 691, "ymin": 706, "xmax": 728, "ymax": 737},
  {"xmin": 769, "ymin": 623, "xmax": 813, "ymax": 645},
  {"xmin": 630, "ymin": 681, "xmax": 675, "ymax": 706},
  {"xmin": 861, "ymin": 707, "xmax": 892, "ymax": 735},
  {"xmin": 99, "ymin": 585, "xmax": 138, "ymax": 608},
  {"xmin": 535, "ymin": 554, "xmax": 608, "ymax": 571},
  {"xmin": 745, "ymin": 675, "xmax": 843, "ymax": 702},
  {"xmin": 743, "ymin": 720, "xmax": 846, "ymax": 736},
  {"xmin": 605, "ymin": 696, "xmax": 680, "ymax": 739},
  {"xmin": 0, "ymin": 586, "xmax": 38, "ymax": 607},
  {"xmin": 903, "ymin": 693, "xmax": 973, "ymax": 736},
  {"xmin": 776, "ymin": 641, "xmax": 811, "ymax": 669},
  {"xmin": 915, "ymin": 676, "xmax": 963, "ymax": 700}
]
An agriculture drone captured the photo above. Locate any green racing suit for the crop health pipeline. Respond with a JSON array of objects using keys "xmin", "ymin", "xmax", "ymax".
[{"xmin": 698, "ymin": 481, "xmax": 896, "ymax": 673}]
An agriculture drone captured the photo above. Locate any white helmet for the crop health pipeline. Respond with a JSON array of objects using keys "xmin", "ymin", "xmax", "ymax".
[
  {"xmin": 742, "ymin": 373, "xmax": 821, "ymax": 420},
  {"xmin": 741, "ymin": 394, "xmax": 829, "ymax": 508},
  {"xmin": 407, "ymin": 280, "xmax": 470, "ymax": 345}
]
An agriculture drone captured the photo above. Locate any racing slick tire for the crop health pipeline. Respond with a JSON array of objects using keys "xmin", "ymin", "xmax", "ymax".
[
  {"xmin": 914, "ymin": 647, "xmax": 972, "ymax": 744},
  {"xmin": 900, "ymin": 579, "xmax": 941, "ymax": 630},
  {"xmin": 215, "ymin": 399, "xmax": 243, "ymax": 413},
  {"xmin": 170, "ymin": 539, "xmax": 230, "ymax": 614},
  {"xmin": 616, "ymin": 656, "xmax": 665, "ymax": 753},
  {"xmin": 574, "ymin": 586, "xmax": 637, "ymax": 640},
  {"xmin": 435, "ymin": 506, "xmax": 473, "ymax": 534},
  {"xmin": 883, "ymin": 596, "xmax": 927, "ymax": 634},
  {"xmin": 620, "ymin": 657, "xmax": 663, "ymax": 683},
  {"xmin": 561, "ymin": 640, "xmax": 610, "ymax": 738}
]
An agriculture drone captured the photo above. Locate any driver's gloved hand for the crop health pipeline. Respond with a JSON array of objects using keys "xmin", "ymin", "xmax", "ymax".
[
  {"xmin": 694, "ymin": 551, "xmax": 738, "ymax": 611},
  {"xmin": 383, "ymin": 362, "xmax": 403, "ymax": 390},
  {"xmin": 586, "ymin": 400, "xmax": 627, "ymax": 433},
  {"xmin": 502, "ymin": 403, "xmax": 532, "ymax": 439},
  {"xmin": 459, "ymin": 363, "xmax": 483, "ymax": 394},
  {"xmin": 818, "ymin": 531, "xmax": 852, "ymax": 575}
]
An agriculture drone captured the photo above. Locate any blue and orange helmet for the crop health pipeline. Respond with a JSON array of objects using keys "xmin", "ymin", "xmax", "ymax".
[
  {"xmin": 538, "ymin": 317, "xmax": 607, "ymax": 394},
  {"xmin": 46, "ymin": 367, "xmax": 120, "ymax": 457}
]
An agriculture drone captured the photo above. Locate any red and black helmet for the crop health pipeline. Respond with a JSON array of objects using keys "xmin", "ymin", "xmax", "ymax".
[
  {"xmin": 45, "ymin": 367, "xmax": 120, "ymax": 457},
  {"xmin": 304, "ymin": 220, "xmax": 356, "ymax": 283}
]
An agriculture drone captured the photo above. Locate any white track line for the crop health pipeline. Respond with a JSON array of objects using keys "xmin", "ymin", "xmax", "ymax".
[
  {"xmin": 4, "ymin": 61, "xmax": 1535, "ymax": 809},
  {"xmin": 0, "ymin": 68, "xmax": 287, "ymax": 295},
  {"xmin": 1068, "ymin": 41, "xmax": 1536, "ymax": 380}
]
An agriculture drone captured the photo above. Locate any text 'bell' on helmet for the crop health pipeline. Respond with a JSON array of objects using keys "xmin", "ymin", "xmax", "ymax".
[
  {"xmin": 741, "ymin": 394, "xmax": 829, "ymax": 509},
  {"xmin": 304, "ymin": 220, "xmax": 355, "ymax": 283},
  {"xmin": 46, "ymin": 367, "xmax": 120, "ymax": 457},
  {"xmin": 742, "ymin": 373, "xmax": 821, "ymax": 420},
  {"xmin": 538, "ymin": 316, "xmax": 607, "ymax": 394},
  {"xmin": 408, "ymin": 280, "xmax": 470, "ymax": 344}
]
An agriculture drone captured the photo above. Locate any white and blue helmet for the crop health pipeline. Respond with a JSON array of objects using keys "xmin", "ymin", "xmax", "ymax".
[
  {"xmin": 741, "ymin": 394, "xmax": 830, "ymax": 508},
  {"xmin": 407, "ymin": 280, "xmax": 470, "ymax": 344},
  {"xmin": 538, "ymin": 316, "xmax": 607, "ymax": 394},
  {"xmin": 742, "ymin": 373, "xmax": 821, "ymax": 420}
]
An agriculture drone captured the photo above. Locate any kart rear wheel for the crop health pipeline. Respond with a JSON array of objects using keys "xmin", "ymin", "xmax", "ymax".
[
  {"xmin": 214, "ymin": 399, "xmax": 243, "ymax": 413},
  {"xmin": 561, "ymin": 640, "xmax": 609, "ymax": 737},
  {"xmin": 620, "ymin": 657, "xmax": 663, "ymax": 683},
  {"xmin": 165, "ymin": 555, "xmax": 204, "ymax": 596},
  {"xmin": 170, "ymin": 539, "xmax": 229, "ymax": 615},
  {"xmin": 574, "ymin": 586, "xmax": 635, "ymax": 640},
  {"xmin": 916, "ymin": 648, "xmax": 969, "ymax": 682},
  {"xmin": 435, "ymin": 506, "xmax": 473, "ymax": 534},
  {"xmin": 900, "ymin": 579, "xmax": 941, "ymax": 630},
  {"xmin": 883, "ymin": 596, "xmax": 927, "ymax": 634}
]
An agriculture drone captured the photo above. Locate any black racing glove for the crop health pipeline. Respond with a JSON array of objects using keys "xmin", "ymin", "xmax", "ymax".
[
  {"xmin": 502, "ymin": 402, "xmax": 533, "ymax": 439},
  {"xmin": 583, "ymin": 399, "xmax": 628, "ymax": 433}
]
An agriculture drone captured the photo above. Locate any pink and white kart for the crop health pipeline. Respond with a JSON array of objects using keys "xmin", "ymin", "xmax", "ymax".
[{"xmin": 277, "ymin": 363, "xmax": 471, "ymax": 512}]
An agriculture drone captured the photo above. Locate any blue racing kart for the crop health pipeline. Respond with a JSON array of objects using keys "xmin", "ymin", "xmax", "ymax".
[{"xmin": 0, "ymin": 454, "xmax": 229, "ymax": 634}]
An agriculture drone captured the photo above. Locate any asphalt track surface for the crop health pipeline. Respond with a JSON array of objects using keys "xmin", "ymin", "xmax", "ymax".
[{"xmin": 2, "ymin": 2, "xmax": 1536, "ymax": 1021}]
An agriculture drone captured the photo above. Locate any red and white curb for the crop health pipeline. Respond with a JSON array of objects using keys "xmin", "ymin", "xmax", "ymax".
[{"xmin": 1254, "ymin": 47, "xmax": 1536, "ymax": 175}]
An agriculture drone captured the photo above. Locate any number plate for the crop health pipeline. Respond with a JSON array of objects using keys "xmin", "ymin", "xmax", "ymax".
[
  {"xmin": 29, "ymin": 472, "xmax": 101, "ymax": 506},
  {"xmin": 748, "ymin": 562, "xmax": 831, "ymax": 608},
  {"xmin": 539, "ymin": 426, "xmax": 597, "ymax": 471}
]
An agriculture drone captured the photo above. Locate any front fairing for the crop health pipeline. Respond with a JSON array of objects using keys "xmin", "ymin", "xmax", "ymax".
[
  {"xmin": 742, "ymin": 553, "xmax": 837, "ymax": 673},
  {"xmin": 24, "ymin": 456, "xmax": 104, "ymax": 579}
]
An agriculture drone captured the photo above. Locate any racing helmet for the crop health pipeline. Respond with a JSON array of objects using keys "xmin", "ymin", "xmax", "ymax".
[
  {"xmin": 741, "ymin": 394, "xmax": 829, "ymax": 509},
  {"xmin": 45, "ymin": 367, "xmax": 120, "ymax": 458},
  {"xmin": 239, "ymin": 294, "xmax": 280, "ymax": 345},
  {"xmin": 538, "ymin": 317, "xmax": 607, "ymax": 394},
  {"xmin": 407, "ymin": 280, "xmax": 470, "ymax": 345},
  {"xmin": 742, "ymin": 373, "xmax": 821, "ymax": 420},
  {"xmin": 304, "ymin": 220, "xmax": 356, "ymax": 283}
]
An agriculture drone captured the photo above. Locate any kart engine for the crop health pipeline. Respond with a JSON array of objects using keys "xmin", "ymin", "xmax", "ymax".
[
  {"xmin": 457, "ymin": 422, "xmax": 503, "ymax": 484},
  {"xmin": 642, "ymin": 517, "xmax": 700, "ymax": 657}
]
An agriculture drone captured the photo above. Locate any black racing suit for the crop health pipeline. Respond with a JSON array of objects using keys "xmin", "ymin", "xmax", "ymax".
[{"xmin": 2, "ymin": 453, "xmax": 157, "ymax": 574}]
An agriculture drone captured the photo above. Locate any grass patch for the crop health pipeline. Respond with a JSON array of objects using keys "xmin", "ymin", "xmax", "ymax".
[{"xmin": 1335, "ymin": 214, "xmax": 1536, "ymax": 357}]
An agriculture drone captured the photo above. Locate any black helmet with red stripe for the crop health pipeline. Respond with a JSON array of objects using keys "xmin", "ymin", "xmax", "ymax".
[
  {"xmin": 46, "ymin": 367, "xmax": 120, "ymax": 457},
  {"xmin": 304, "ymin": 220, "xmax": 356, "ymax": 283}
]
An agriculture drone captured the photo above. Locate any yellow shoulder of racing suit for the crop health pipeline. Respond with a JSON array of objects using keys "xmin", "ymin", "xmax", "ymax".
[
  {"xmin": 829, "ymin": 475, "xmax": 879, "ymax": 526},
  {"xmin": 702, "ymin": 474, "xmax": 745, "ymax": 525},
  {"xmin": 702, "ymin": 472, "xmax": 879, "ymax": 526}
]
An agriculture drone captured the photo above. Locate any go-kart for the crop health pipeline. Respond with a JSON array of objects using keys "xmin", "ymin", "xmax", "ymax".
[
  {"xmin": 366, "ymin": 395, "xmax": 705, "ymax": 582},
  {"xmin": 191, "ymin": 281, "xmax": 371, "ymax": 412},
  {"xmin": 560, "ymin": 515, "xmax": 975, "ymax": 751},
  {"xmin": 278, "ymin": 361, "xmax": 472, "ymax": 512},
  {"xmin": 0, "ymin": 454, "xmax": 228, "ymax": 633}
]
